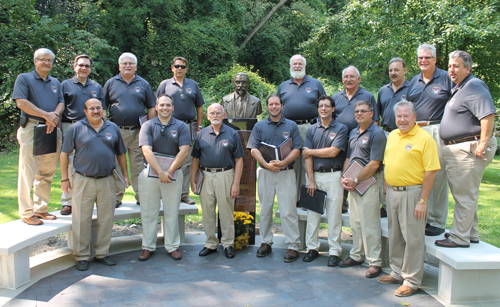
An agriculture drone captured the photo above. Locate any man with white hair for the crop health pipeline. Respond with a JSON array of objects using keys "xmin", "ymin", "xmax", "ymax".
[
  {"xmin": 13, "ymin": 48, "xmax": 64, "ymax": 225},
  {"xmin": 277, "ymin": 54, "xmax": 326, "ymax": 202},
  {"xmin": 103, "ymin": 52, "xmax": 156, "ymax": 207},
  {"xmin": 407, "ymin": 44, "xmax": 452, "ymax": 236}
]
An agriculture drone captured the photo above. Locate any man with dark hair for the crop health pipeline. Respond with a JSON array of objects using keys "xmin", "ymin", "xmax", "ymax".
[
  {"xmin": 60, "ymin": 54, "xmax": 104, "ymax": 215},
  {"xmin": 103, "ymin": 52, "xmax": 156, "ymax": 208},
  {"xmin": 156, "ymin": 56, "xmax": 205, "ymax": 205},
  {"xmin": 247, "ymin": 94, "xmax": 302, "ymax": 262},
  {"xmin": 221, "ymin": 73, "xmax": 262, "ymax": 118},
  {"xmin": 60, "ymin": 98, "xmax": 130, "ymax": 271},
  {"xmin": 302, "ymin": 95, "xmax": 348, "ymax": 266},
  {"xmin": 435, "ymin": 50, "xmax": 497, "ymax": 248},
  {"xmin": 340, "ymin": 100, "xmax": 386, "ymax": 278},
  {"xmin": 407, "ymin": 44, "xmax": 453, "ymax": 236},
  {"xmin": 13, "ymin": 48, "xmax": 64, "ymax": 225},
  {"xmin": 138, "ymin": 94, "xmax": 190, "ymax": 261}
]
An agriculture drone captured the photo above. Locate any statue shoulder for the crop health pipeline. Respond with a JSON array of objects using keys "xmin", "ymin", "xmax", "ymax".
[
  {"xmin": 248, "ymin": 94, "xmax": 260, "ymax": 103},
  {"xmin": 222, "ymin": 93, "xmax": 235, "ymax": 103}
]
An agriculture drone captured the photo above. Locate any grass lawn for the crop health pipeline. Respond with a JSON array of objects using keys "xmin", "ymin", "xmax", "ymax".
[{"xmin": 1, "ymin": 147, "xmax": 499, "ymax": 247}]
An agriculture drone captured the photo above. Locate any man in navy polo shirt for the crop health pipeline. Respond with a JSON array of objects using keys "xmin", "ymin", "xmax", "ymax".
[
  {"xmin": 13, "ymin": 48, "xmax": 64, "ymax": 225},
  {"xmin": 435, "ymin": 51, "xmax": 497, "ymax": 248},
  {"xmin": 59, "ymin": 54, "xmax": 104, "ymax": 215},
  {"xmin": 191, "ymin": 103, "xmax": 244, "ymax": 259},
  {"xmin": 60, "ymin": 98, "xmax": 130, "ymax": 271},
  {"xmin": 247, "ymin": 94, "xmax": 302, "ymax": 262},
  {"xmin": 277, "ymin": 55, "xmax": 326, "ymax": 203},
  {"xmin": 156, "ymin": 56, "xmax": 205, "ymax": 205},
  {"xmin": 377, "ymin": 57, "xmax": 410, "ymax": 217},
  {"xmin": 103, "ymin": 52, "xmax": 156, "ymax": 208},
  {"xmin": 407, "ymin": 44, "xmax": 452, "ymax": 236},
  {"xmin": 137, "ymin": 95, "xmax": 190, "ymax": 261}
]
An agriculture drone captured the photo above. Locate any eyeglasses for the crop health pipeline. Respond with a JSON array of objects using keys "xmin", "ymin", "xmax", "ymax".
[
  {"xmin": 174, "ymin": 65, "xmax": 186, "ymax": 69},
  {"xmin": 179, "ymin": 89, "xmax": 184, "ymax": 100},
  {"xmin": 342, "ymin": 75, "xmax": 358, "ymax": 79},
  {"xmin": 37, "ymin": 58, "xmax": 53, "ymax": 64},
  {"xmin": 318, "ymin": 104, "xmax": 332, "ymax": 109},
  {"xmin": 77, "ymin": 64, "xmax": 91, "ymax": 68},
  {"xmin": 208, "ymin": 111, "xmax": 223, "ymax": 116},
  {"xmin": 418, "ymin": 56, "xmax": 434, "ymax": 61},
  {"xmin": 354, "ymin": 110, "xmax": 370, "ymax": 114},
  {"xmin": 161, "ymin": 125, "xmax": 166, "ymax": 136},
  {"xmin": 120, "ymin": 62, "xmax": 136, "ymax": 66}
]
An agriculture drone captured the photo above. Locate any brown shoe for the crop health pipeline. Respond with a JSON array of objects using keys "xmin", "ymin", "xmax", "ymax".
[
  {"xmin": 60, "ymin": 205, "xmax": 72, "ymax": 215},
  {"xmin": 378, "ymin": 274, "xmax": 403, "ymax": 284},
  {"xmin": 34, "ymin": 212, "xmax": 57, "ymax": 220},
  {"xmin": 138, "ymin": 249, "xmax": 153, "ymax": 261},
  {"xmin": 365, "ymin": 265, "xmax": 382, "ymax": 278},
  {"xmin": 256, "ymin": 243, "xmax": 272, "ymax": 257},
  {"xmin": 22, "ymin": 216, "xmax": 43, "ymax": 225},
  {"xmin": 339, "ymin": 257, "xmax": 363, "ymax": 267},
  {"xmin": 395, "ymin": 284, "xmax": 418, "ymax": 297},
  {"xmin": 284, "ymin": 249, "xmax": 299, "ymax": 263},
  {"xmin": 170, "ymin": 249, "xmax": 182, "ymax": 260},
  {"xmin": 435, "ymin": 238, "xmax": 469, "ymax": 248},
  {"xmin": 181, "ymin": 195, "xmax": 195, "ymax": 205}
]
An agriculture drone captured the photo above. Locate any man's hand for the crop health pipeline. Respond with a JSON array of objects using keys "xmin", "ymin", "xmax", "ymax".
[
  {"xmin": 414, "ymin": 201, "xmax": 427, "ymax": 220},
  {"xmin": 46, "ymin": 122, "xmax": 56, "ymax": 134},
  {"xmin": 61, "ymin": 180, "xmax": 71, "ymax": 194},
  {"xmin": 267, "ymin": 160, "xmax": 282, "ymax": 172},
  {"xmin": 303, "ymin": 147, "xmax": 312, "ymax": 159},
  {"xmin": 342, "ymin": 178, "xmax": 355, "ymax": 191},
  {"xmin": 231, "ymin": 182, "xmax": 240, "ymax": 199},
  {"xmin": 124, "ymin": 177, "xmax": 131, "ymax": 188},
  {"xmin": 44, "ymin": 111, "xmax": 59, "ymax": 127},
  {"xmin": 159, "ymin": 171, "xmax": 173, "ymax": 183},
  {"xmin": 307, "ymin": 181, "xmax": 317, "ymax": 197},
  {"xmin": 475, "ymin": 142, "xmax": 489, "ymax": 161}
]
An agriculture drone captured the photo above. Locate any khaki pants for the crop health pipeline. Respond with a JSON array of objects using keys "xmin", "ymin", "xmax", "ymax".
[
  {"xmin": 200, "ymin": 169, "xmax": 235, "ymax": 249},
  {"xmin": 293, "ymin": 123, "xmax": 310, "ymax": 201},
  {"xmin": 348, "ymin": 172, "xmax": 383, "ymax": 266},
  {"xmin": 443, "ymin": 137, "xmax": 497, "ymax": 245},
  {"xmin": 115, "ymin": 128, "xmax": 143, "ymax": 203},
  {"xmin": 17, "ymin": 121, "xmax": 61, "ymax": 218},
  {"xmin": 387, "ymin": 184, "xmax": 425, "ymax": 289},
  {"xmin": 139, "ymin": 168, "xmax": 182, "ymax": 252},
  {"xmin": 71, "ymin": 173, "xmax": 115, "ymax": 261},
  {"xmin": 305, "ymin": 171, "xmax": 343, "ymax": 256},
  {"xmin": 257, "ymin": 167, "xmax": 300, "ymax": 250},
  {"xmin": 60, "ymin": 122, "xmax": 75, "ymax": 207}
]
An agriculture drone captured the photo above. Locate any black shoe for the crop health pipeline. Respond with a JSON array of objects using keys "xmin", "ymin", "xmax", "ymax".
[
  {"xmin": 302, "ymin": 250, "xmax": 319, "ymax": 262},
  {"xmin": 115, "ymin": 201, "xmax": 122, "ymax": 208},
  {"xmin": 225, "ymin": 247, "xmax": 235, "ymax": 258},
  {"xmin": 327, "ymin": 255, "xmax": 341, "ymax": 267},
  {"xmin": 380, "ymin": 207, "xmax": 387, "ymax": 218},
  {"xmin": 199, "ymin": 247, "xmax": 217, "ymax": 256},
  {"xmin": 136, "ymin": 201, "xmax": 140, "ymax": 206},
  {"xmin": 425, "ymin": 225, "xmax": 445, "ymax": 236},
  {"xmin": 75, "ymin": 260, "xmax": 88, "ymax": 271},
  {"xmin": 256, "ymin": 243, "xmax": 272, "ymax": 257},
  {"xmin": 95, "ymin": 256, "xmax": 116, "ymax": 266}
]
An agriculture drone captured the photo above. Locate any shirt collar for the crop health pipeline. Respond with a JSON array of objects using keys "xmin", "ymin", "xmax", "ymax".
[
  {"xmin": 82, "ymin": 117, "xmax": 109, "ymax": 131},
  {"xmin": 266, "ymin": 115, "xmax": 286, "ymax": 125},
  {"xmin": 154, "ymin": 116, "xmax": 177, "ymax": 127},
  {"xmin": 288, "ymin": 75, "xmax": 310, "ymax": 85},
  {"xmin": 209, "ymin": 123, "xmax": 227, "ymax": 135},
  {"xmin": 32, "ymin": 70, "xmax": 51, "ymax": 82},
  {"xmin": 72, "ymin": 76, "xmax": 90, "ymax": 86},
  {"xmin": 397, "ymin": 123, "xmax": 419, "ymax": 137}
]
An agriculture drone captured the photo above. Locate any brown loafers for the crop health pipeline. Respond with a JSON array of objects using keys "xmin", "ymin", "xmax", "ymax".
[
  {"xmin": 170, "ymin": 249, "xmax": 182, "ymax": 260},
  {"xmin": 395, "ymin": 284, "xmax": 418, "ymax": 297},
  {"xmin": 139, "ymin": 249, "xmax": 153, "ymax": 261},
  {"xmin": 60, "ymin": 205, "xmax": 72, "ymax": 215},
  {"xmin": 284, "ymin": 249, "xmax": 299, "ymax": 263},
  {"xmin": 22, "ymin": 216, "xmax": 43, "ymax": 225},
  {"xmin": 365, "ymin": 265, "xmax": 382, "ymax": 278},
  {"xmin": 34, "ymin": 212, "xmax": 57, "ymax": 220},
  {"xmin": 377, "ymin": 274, "xmax": 403, "ymax": 284},
  {"xmin": 339, "ymin": 257, "xmax": 363, "ymax": 267}
]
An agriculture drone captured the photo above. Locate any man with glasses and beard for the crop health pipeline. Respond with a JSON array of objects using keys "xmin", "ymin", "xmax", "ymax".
[{"xmin": 156, "ymin": 56, "xmax": 205, "ymax": 205}]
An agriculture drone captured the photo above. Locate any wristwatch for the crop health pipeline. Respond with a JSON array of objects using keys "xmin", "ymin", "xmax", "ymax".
[
  {"xmin": 354, "ymin": 176, "xmax": 358, "ymax": 184},
  {"xmin": 419, "ymin": 199, "xmax": 428, "ymax": 204}
]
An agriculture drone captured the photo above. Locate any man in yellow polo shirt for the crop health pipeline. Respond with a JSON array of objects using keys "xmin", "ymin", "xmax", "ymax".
[{"xmin": 377, "ymin": 100, "xmax": 440, "ymax": 297}]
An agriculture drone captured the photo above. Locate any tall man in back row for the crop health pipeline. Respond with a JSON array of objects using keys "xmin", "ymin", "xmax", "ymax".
[
  {"xmin": 277, "ymin": 55, "xmax": 326, "ymax": 202},
  {"xmin": 407, "ymin": 44, "xmax": 452, "ymax": 236},
  {"xmin": 103, "ymin": 52, "xmax": 156, "ymax": 208},
  {"xmin": 156, "ymin": 56, "xmax": 205, "ymax": 205},
  {"xmin": 435, "ymin": 51, "xmax": 497, "ymax": 248}
]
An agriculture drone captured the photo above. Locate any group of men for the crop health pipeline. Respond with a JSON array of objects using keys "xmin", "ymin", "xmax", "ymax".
[{"xmin": 14, "ymin": 44, "xmax": 496, "ymax": 297}]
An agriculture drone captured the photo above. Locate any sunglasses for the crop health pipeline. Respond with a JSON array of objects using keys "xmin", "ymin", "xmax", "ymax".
[{"xmin": 173, "ymin": 64, "xmax": 186, "ymax": 69}]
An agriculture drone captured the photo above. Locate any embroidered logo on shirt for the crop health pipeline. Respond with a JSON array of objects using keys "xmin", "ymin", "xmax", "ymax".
[
  {"xmin": 305, "ymin": 87, "xmax": 312, "ymax": 93},
  {"xmin": 432, "ymin": 86, "xmax": 440, "ymax": 95},
  {"xmin": 186, "ymin": 88, "xmax": 192, "ymax": 94},
  {"xmin": 405, "ymin": 143, "xmax": 413, "ymax": 151},
  {"xmin": 329, "ymin": 132, "xmax": 336, "ymax": 140},
  {"xmin": 91, "ymin": 91, "xmax": 97, "ymax": 97},
  {"xmin": 449, "ymin": 98, "xmax": 455, "ymax": 106},
  {"xmin": 134, "ymin": 87, "xmax": 141, "ymax": 93},
  {"xmin": 362, "ymin": 136, "xmax": 369, "ymax": 144},
  {"xmin": 222, "ymin": 140, "xmax": 229, "ymax": 147},
  {"xmin": 105, "ymin": 133, "xmax": 112, "ymax": 140},
  {"xmin": 51, "ymin": 86, "xmax": 57, "ymax": 93},
  {"xmin": 401, "ymin": 95, "xmax": 407, "ymax": 100},
  {"xmin": 171, "ymin": 130, "xmax": 178, "ymax": 138},
  {"xmin": 283, "ymin": 132, "xmax": 290, "ymax": 139}
]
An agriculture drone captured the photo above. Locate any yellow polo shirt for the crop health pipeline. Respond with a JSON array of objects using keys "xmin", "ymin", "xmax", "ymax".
[{"xmin": 383, "ymin": 124, "xmax": 441, "ymax": 186}]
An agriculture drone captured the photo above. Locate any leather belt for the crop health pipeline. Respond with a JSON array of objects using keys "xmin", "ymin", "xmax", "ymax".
[
  {"xmin": 417, "ymin": 120, "xmax": 440, "ymax": 127},
  {"xmin": 294, "ymin": 118, "xmax": 316, "ymax": 125},
  {"xmin": 444, "ymin": 135, "xmax": 480, "ymax": 145},
  {"xmin": 27, "ymin": 118, "xmax": 45, "ymax": 125},
  {"xmin": 62, "ymin": 119, "xmax": 78, "ymax": 124},
  {"xmin": 119, "ymin": 125, "xmax": 140, "ymax": 130},
  {"xmin": 180, "ymin": 119, "xmax": 194, "ymax": 124},
  {"xmin": 75, "ymin": 170, "xmax": 111, "ymax": 179},
  {"xmin": 280, "ymin": 165, "xmax": 294, "ymax": 171},
  {"xmin": 200, "ymin": 166, "xmax": 233, "ymax": 173},
  {"xmin": 315, "ymin": 167, "xmax": 341, "ymax": 173},
  {"xmin": 391, "ymin": 184, "xmax": 422, "ymax": 191}
]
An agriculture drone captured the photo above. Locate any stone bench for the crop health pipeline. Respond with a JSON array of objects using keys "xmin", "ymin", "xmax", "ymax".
[
  {"xmin": 0, "ymin": 202, "xmax": 198, "ymax": 290},
  {"xmin": 276, "ymin": 208, "xmax": 500, "ymax": 304}
]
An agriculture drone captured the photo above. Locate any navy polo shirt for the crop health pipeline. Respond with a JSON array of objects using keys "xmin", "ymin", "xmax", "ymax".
[
  {"xmin": 156, "ymin": 77, "xmax": 205, "ymax": 121},
  {"xmin": 62, "ymin": 118, "xmax": 127, "ymax": 177},
  {"xmin": 139, "ymin": 117, "xmax": 191, "ymax": 156},
  {"xmin": 407, "ymin": 68, "xmax": 452, "ymax": 121},
  {"xmin": 304, "ymin": 120, "xmax": 348, "ymax": 171},
  {"xmin": 333, "ymin": 87, "xmax": 378, "ymax": 134},
  {"xmin": 277, "ymin": 75, "xmax": 326, "ymax": 121},
  {"xmin": 103, "ymin": 74, "xmax": 156, "ymax": 126},
  {"xmin": 12, "ymin": 70, "xmax": 64, "ymax": 121},
  {"xmin": 347, "ymin": 122, "xmax": 386, "ymax": 172},
  {"xmin": 191, "ymin": 124, "xmax": 245, "ymax": 168},
  {"xmin": 377, "ymin": 80, "xmax": 410, "ymax": 130},
  {"xmin": 62, "ymin": 77, "xmax": 104, "ymax": 121},
  {"xmin": 440, "ymin": 74, "xmax": 496, "ymax": 141}
]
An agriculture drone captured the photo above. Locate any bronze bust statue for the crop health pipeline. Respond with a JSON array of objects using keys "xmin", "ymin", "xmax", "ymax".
[{"xmin": 221, "ymin": 73, "xmax": 262, "ymax": 118}]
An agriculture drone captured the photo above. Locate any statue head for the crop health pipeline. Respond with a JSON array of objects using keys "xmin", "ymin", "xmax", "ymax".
[{"xmin": 233, "ymin": 73, "xmax": 250, "ymax": 96}]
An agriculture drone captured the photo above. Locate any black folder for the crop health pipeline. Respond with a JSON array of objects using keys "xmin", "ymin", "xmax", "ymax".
[
  {"xmin": 33, "ymin": 125, "xmax": 57, "ymax": 156},
  {"xmin": 298, "ymin": 185, "xmax": 327, "ymax": 214}
]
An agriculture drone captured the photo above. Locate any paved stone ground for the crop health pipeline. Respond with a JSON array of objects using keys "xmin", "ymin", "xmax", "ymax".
[{"xmin": 3, "ymin": 245, "xmax": 443, "ymax": 307}]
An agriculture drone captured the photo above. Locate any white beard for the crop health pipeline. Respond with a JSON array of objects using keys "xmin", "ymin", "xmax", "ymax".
[{"xmin": 290, "ymin": 68, "xmax": 305, "ymax": 79}]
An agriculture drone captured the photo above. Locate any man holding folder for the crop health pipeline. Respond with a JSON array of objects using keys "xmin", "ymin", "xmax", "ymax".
[{"xmin": 302, "ymin": 96, "xmax": 348, "ymax": 265}]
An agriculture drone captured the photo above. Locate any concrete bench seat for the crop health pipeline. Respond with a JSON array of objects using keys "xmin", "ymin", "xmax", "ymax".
[
  {"xmin": 276, "ymin": 208, "xmax": 500, "ymax": 304},
  {"xmin": 0, "ymin": 202, "xmax": 198, "ymax": 290}
]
